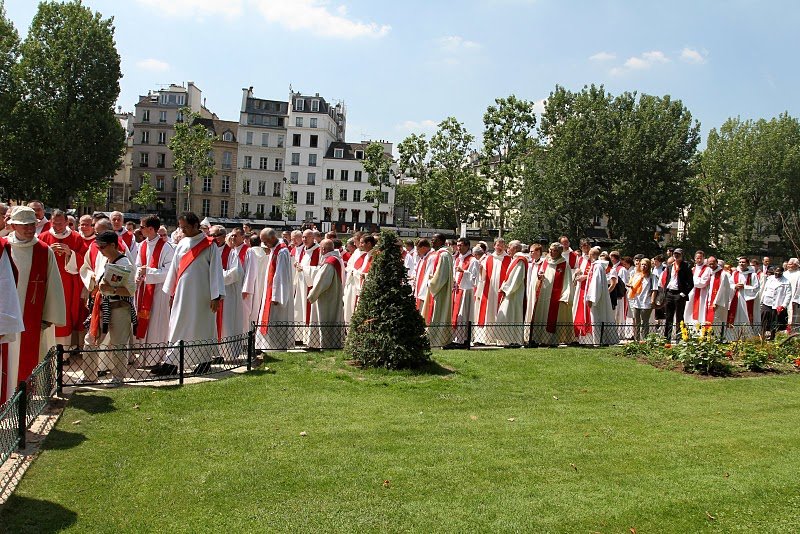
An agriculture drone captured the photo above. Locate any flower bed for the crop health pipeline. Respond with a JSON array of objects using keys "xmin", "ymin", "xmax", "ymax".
[{"xmin": 620, "ymin": 323, "xmax": 800, "ymax": 376}]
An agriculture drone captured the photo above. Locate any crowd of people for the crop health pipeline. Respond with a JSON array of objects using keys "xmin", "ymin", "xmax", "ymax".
[{"xmin": 1, "ymin": 199, "xmax": 799, "ymax": 398}]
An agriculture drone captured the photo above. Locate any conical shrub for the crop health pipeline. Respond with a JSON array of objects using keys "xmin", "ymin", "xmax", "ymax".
[{"xmin": 345, "ymin": 230, "xmax": 431, "ymax": 368}]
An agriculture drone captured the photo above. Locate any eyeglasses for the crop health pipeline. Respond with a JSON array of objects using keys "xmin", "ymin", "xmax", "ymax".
[{"xmin": 213, "ymin": 233, "xmax": 226, "ymax": 238}]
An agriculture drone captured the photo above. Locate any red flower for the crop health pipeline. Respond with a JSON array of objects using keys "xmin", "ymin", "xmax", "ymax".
[{"xmin": 664, "ymin": 343, "xmax": 672, "ymax": 349}]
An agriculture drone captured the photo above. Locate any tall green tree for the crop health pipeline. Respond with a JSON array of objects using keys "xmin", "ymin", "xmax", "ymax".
[
  {"xmin": 10, "ymin": 0, "xmax": 124, "ymax": 206},
  {"xmin": 169, "ymin": 108, "xmax": 215, "ymax": 216},
  {"xmin": 428, "ymin": 117, "xmax": 489, "ymax": 230},
  {"xmin": 361, "ymin": 141, "xmax": 394, "ymax": 217},
  {"xmin": 397, "ymin": 133, "xmax": 429, "ymax": 227},
  {"xmin": 481, "ymin": 95, "xmax": 538, "ymax": 237},
  {"xmin": 0, "ymin": 0, "xmax": 19, "ymax": 195}
]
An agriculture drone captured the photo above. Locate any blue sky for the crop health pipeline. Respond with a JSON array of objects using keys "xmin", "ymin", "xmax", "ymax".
[{"xmin": 4, "ymin": 0, "xmax": 799, "ymax": 150}]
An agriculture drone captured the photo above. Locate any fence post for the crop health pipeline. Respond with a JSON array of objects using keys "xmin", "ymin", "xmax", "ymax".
[
  {"xmin": 599, "ymin": 323, "xmax": 605, "ymax": 348},
  {"xmin": 17, "ymin": 381, "xmax": 27, "ymax": 450},
  {"xmin": 178, "ymin": 340, "xmax": 185, "ymax": 386},
  {"xmin": 466, "ymin": 321, "xmax": 472, "ymax": 350},
  {"xmin": 719, "ymin": 322, "xmax": 726, "ymax": 343},
  {"xmin": 56, "ymin": 344, "xmax": 64, "ymax": 397},
  {"xmin": 247, "ymin": 326, "xmax": 254, "ymax": 371}
]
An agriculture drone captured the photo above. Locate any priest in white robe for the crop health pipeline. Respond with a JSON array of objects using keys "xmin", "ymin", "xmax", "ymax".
[
  {"xmin": 451, "ymin": 239, "xmax": 480, "ymax": 346},
  {"xmin": 133, "ymin": 215, "xmax": 174, "ymax": 366},
  {"xmin": 474, "ymin": 238, "xmax": 511, "ymax": 345},
  {"xmin": 584, "ymin": 248, "xmax": 618, "ymax": 345},
  {"xmin": 496, "ymin": 240, "xmax": 528, "ymax": 346},
  {"xmin": 306, "ymin": 239, "xmax": 345, "ymax": 349},
  {"xmin": 257, "ymin": 229, "xmax": 293, "ymax": 350},
  {"xmin": 4, "ymin": 207, "xmax": 65, "ymax": 399},
  {"xmin": 218, "ymin": 228, "xmax": 248, "ymax": 340},
  {"xmin": 684, "ymin": 251, "xmax": 712, "ymax": 331},
  {"xmin": 242, "ymin": 234, "xmax": 269, "ymax": 327},
  {"xmin": 411, "ymin": 239, "xmax": 432, "ymax": 315},
  {"xmin": 702, "ymin": 257, "xmax": 732, "ymax": 337},
  {"xmin": 423, "ymin": 234, "xmax": 453, "ymax": 348},
  {"xmin": 347, "ymin": 235, "xmax": 376, "ymax": 321},
  {"xmin": 0, "ymin": 235, "xmax": 24, "ymax": 403},
  {"xmin": 524, "ymin": 244, "xmax": 546, "ymax": 344},
  {"xmin": 342, "ymin": 239, "xmax": 366, "ymax": 324},
  {"xmin": 157, "ymin": 212, "xmax": 224, "ymax": 376},
  {"xmin": 726, "ymin": 257, "xmax": 760, "ymax": 340},
  {"xmin": 529, "ymin": 242, "xmax": 574, "ymax": 346}
]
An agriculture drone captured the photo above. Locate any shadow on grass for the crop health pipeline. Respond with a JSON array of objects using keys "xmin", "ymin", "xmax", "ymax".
[
  {"xmin": 258, "ymin": 353, "xmax": 283, "ymax": 363},
  {"xmin": 412, "ymin": 359, "xmax": 456, "ymax": 376},
  {"xmin": 0, "ymin": 495, "xmax": 78, "ymax": 532},
  {"xmin": 39, "ymin": 428, "xmax": 87, "ymax": 451},
  {"xmin": 68, "ymin": 393, "xmax": 115, "ymax": 415}
]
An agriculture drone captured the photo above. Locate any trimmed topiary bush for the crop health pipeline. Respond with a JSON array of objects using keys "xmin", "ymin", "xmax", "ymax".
[{"xmin": 345, "ymin": 230, "xmax": 431, "ymax": 369}]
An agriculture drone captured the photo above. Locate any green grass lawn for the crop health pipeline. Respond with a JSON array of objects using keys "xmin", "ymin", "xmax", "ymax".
[{"xmin": 3, "ymin": 348, "xmax": 800, "ymax": 533}]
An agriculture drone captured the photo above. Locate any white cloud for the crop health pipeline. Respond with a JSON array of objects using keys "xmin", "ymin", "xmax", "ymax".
[
  {"xmin": 438, "ymin": 35, "xmax": 482, "ymax": 52},
  {"xmin": 250, "ymin": 0, "xmax": 390, "ymax": 39},
  {"xmin": 680, "ymin": 47, "xmax": 707, "ymax": 64},
  {"xmin": 396, "ymin": 119, "xmax": 438, "ymax": 132},
  {"xmin": 135, "ymin": 0, "xmax": 243, "ymax": 19},
  {"xmin": 589, "ymin": 51, "xmax": 615, "ymax": 62},
  {"xmin": 136, "ymin": 58, "xmax": 170, "ymax": 72},
  {"xmin": 612, "ymin": 50, "xmax": 670, "ymax": 75},
  {"xmin": 642, "ymin": 50, "xmax": 669, "ymax": 63}
]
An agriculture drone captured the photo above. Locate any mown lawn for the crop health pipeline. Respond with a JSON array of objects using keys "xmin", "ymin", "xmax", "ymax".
[{"xmin": 2, "ymin": 348, "xmax": 800, "ymax": 533}]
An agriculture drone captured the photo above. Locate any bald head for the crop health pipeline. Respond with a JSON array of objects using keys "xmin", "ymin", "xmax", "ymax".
[
  {"xmin": 320, "ymin": 238, "xmax": 334, "ymax": 254},
  {"xmin": 95, "ymin": 218, "xmax": 113, "ymax": 233}
]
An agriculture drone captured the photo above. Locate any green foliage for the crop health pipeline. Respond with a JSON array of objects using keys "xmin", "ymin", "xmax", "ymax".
[
  {"xmin": 361, "ymin": 141, "xmax": 394, "ymax": 214},
  {"xmin": 169, "ymin": 108, "xmax": 215, "ymax": 214},
  {"xmin": 397, "ymin": 133, "xmax": 429, "ymax": 226},
  {"xmin": 132, "ymin": 174, "xmax": 158, "ymax": 209},
  {"xmin": 481, "ymin": 95, "xmax": 538, "ymax": 236},
  {"xmin": 345, "ymin": 229, "xmax": 430, "ymax": 369},
  {"xmin": 0, "ymin": 1, "xmax": 19, "ymax": 188},
  {"xmin": 4, "ymin": 0, "xmax": 124, "ymax": 207}
]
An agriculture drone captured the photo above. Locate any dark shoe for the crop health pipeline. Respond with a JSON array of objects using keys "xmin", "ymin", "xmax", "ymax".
[
  {"xmin": 149, "ymin": 363, "xmax": 164, "ymax": 373},
  {"xmin": 154, "ymin": 363, "xmax": 178, "ymax": 376},
  {"xmin": 211, "ymin": 356, "xmax": 224, "ymax": 365},
  {"xmin": 442, "ymin": 343, "xmax": 461, "ymax": 350},
  {"xmin": 193, "ymin": 361, "xmax": 212, "ymax": 375},
  {"xmin": 505, "ymin": 343, "xmax": 522, "ymax": 349}
]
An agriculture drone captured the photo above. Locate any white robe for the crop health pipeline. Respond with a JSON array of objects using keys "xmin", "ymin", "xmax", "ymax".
[
  {"xmin": 220, "ymin": 244, "xmax": 247, "ymax": 338},
  {"xmin": 530, "ymin": 255, "xmax": 573, "ymax": 346},
  {"xmin": 257, "ymin": 243, "xmax": 293, "ymax": 350},
  {"xmin": 524, "ymin": 257, "xmax": 546, "ymax": 342},
  {"xmin": 453, "ymin": 253, "xmax": 480, "ymax": 344},
  {"xmin": 242, "ymin": 246, "xmax": 268, "ymax": 326},
  {"xmin": 684, "ymin": 264, "xmax": 712, "ymax": 329},
  {"xmin": 496, "ymin": 254, "xmax": 527, "ymax": 345},
  {"xmin": 307, "ymin": 250, "xmax": 345, "ymax": 349},
  {"xmin": 0, "ymin": 245, "xmax": 24, "ymax": 403},
  {"xmin": 162, "ymin": 233, "xmax": 225, "ymax": 367},
  {"xmin": 134, "ymin": 237, "xmax": 175, "ymax": 363},
  {"xmin": 704, "ymin": 268, "xmax": 732, "ymax": 337},
  {"xmin": 423, "ymin": 247, "xmax": 454, "ymax": 347},
  {"xmin": 5, "ymin": 236, "xmax": 65, "ymax": 400},
  {"xmin": 474, "ymin": 252, "xmax": 509, "ymax": 344},
  {"xmin": 585, "ymin": 260, "xmax": 618, "ymax": 345},
  {"xmin": 727, "ymin": 269, "xmax": 759, "ymax": 339},
  {"xmin": 342, "ymin": 248, "xmax": 364, "ymax": 323}
]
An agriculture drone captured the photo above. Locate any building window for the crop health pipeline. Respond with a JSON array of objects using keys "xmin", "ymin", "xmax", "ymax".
[
  {"xmin": 290, "ymin": 191, "xmax": 298, "ymax": 204},
  {"xmin": 295, "ymin": 117, "xmax": 303, "ymax": 127},
  {"xmin": 323, "ymin": 207, "xmax": 332, "ymax": 221},
  {"xmin": 221, "ymin": 176, "xmax": 230, "ymax": 193},
  {"xmin": 183, "ymin": 198, "xmax": 190, "ymax": 212},
  {"xmin": 351, "ymin": 209, "xmax": 360, "ymax": 223},
  {"xmin": 291, "ymin": 153, "xmax": 300, "ymax": 166},
  {"xmin": 307, "ymin": 173, "xmax": 316, "ymax": 185},
  {"xmin": 292, "ymin": 134, "xmax": 301, "ymax": 147},
  {"xmin": 202, "ymin": 199, "xmax": 211, "ymax": 217},
  {"xmin": 326, "ymin": 169, "xmax": 334, "ymax": 180},
  {"xmin": 202, "ymin": 177, "xmax": 212, "ymax": 192},
  {"xmin": 305, "ymin": 211, "xmax": 314, "ymax": 221},
  {"xmin": 325, "ymin": 188, "xmax": 333, "ymax": 200},
  {"xmin": 310, "ymin": 135, "xmax": 318, "ymax": 148},
  {"xmin": 242, "ymin": 179, "xmax": 250, "ymax": 195},
  {"xmin": 379, "ymin": 212, "xmax": 388, "ymax": 225},
  {"xmin": 256, "ymin": 203, "xmax": 264, "ymax": 216},
  {"xmin": 290, "ymin": 172, "xmax": 298, "ymax": 184},
  {"xmin": 241, "ymin": 203, "xmax": 249, "ymax": 216},
  {"xmin": 156, "ymin": 153, "xmax": 166, "ymax": 168},
  {"xmin": 159, "ymin": 111, "xmax": 167, "ymax": 123},
  {"xmin": 288, "ymin": 209, "xmax": 296, "ymax": 221},
  {"xmin": 339, "ymin": 189, "xmax": 348, "ymax": 201},
  {"xmin": 355, "ymin": 150, "xmax": 364, "ymax": 160},
  {"xmin": 176, "ymin": 110, "xmax": 184, "ymax": 123},
  {"xmin": 142, "ymin": 109, "xmax": 150, "ymax": 122},
  {"xmin": 220, "ymin": 200, "xmax": 229, "ymax": 217},
  {"xmin": 246, "ymin": 131, "xmax": 253, "ymax": 145},
  {"xmin": 140, "ymin": 130, "xmax": 150, "ymax": 144},
  {"xmin": 340, "ymin": 170, "xmax": 349, "ymax": 181},
  {"xmin": 353, "ymin": 190, "xmax": 361, "ymax": 202},
  {"xmin": 338, "ymin": 208, "xmax": 347, "ymax": 222},
  {"xmin": 184, "ymin": 176, "xmax": 191, "ymax": 188},
  {"xmin": 277, "ymin": 135, "xmax": 284, "ymax": 148},
  {"xmin": 365, "ymin": 211, "xmax": 373, "ymax": 224},
  {"xmin": 139, "ymin": 152, "xmax": 149, "ymax": 167},
  {"xmin": 306, "ymin": 192, "xmax": 315, "ymax": 205},
  {"xmin": 295, "ymin": 98, "xmax": 304, "ymax": 111},
  {"xmin": 244, "ymin": 156, "xmax": 252, "ymax": 169},
  {"xmin": 270, "ymin": 205, "xmax": 281, "ymax": 219},
  {"xmin": 222, "ymin": 151, "xmax": 232, "ymax": 169},
  {"xmin": 274, "ymin": 158, "xmax": 283, "ymax": 171},
  {"xmin": 223, "ymin": 131, "xmax": 233, "ymax": 142},
  {"xmin": 308, "ymin": 154, "xmax": 317, "ymax": 167},
  {"xmin": 156, "ymin": 175, "xmax": 165, "ymax": 191},
  {"xmin": 158, "ymin": 131, "xmax": 167, "ymax": 145},
  {"xmin": 381, "ymin": 192, "xmax": 389, "ymax": 204},
  {"xmin": 310, "ymin": 118, "xmax": 317, "ymax": 128},
  {"xmin": 354, "ymin": 170, "xmax": 362, "ymax": 182},
  {"xmin": 139, "ymin": 174, "xmax": 148, "ymax": 188},
  {"xmin": 259, "ymin": 157, "xmax": 269, "ymax": 170},
  {"xmin": 311, "ymin": 99, "xmax": 319, "ymax": 112},
  {"xmin": 261, "ymin": 133, "xmax": 269, "ymax": 146},
  {"xmin": 258, "ymin": 181, "xmax": 266, "ymax": 196},
  {"xmin": 272, "ymin": 182, "xmax": 281, "ymax": 197},
  {"xmin": 334, "ymin": 148, "xmax": 344, "ymax": 158}
]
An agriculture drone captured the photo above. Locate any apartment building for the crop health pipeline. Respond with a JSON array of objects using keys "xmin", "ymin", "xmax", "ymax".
[{"xmin": 193, "ymin": 117, "xmax": 238, "ymax": 219}]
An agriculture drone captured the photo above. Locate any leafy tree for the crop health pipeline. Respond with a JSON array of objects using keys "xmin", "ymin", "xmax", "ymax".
[
  {"xmin": 361, "ymin": 141, "xmax": 394, "ymax": 216},
  {"xmin": 9, "ymin": 0, "xmax": 124, "ymax": 206},
  {"xmin": 345, "ymin": 229, "xmax": 430, "ymax": 369},
  {"xmin": 131, "ymin": 173, "xmax": 158, "ymax": 210},
  {"xmin": 397, "ymin": 133, "xmax": 430, "ymax": 227},
  {"xmin": 428, "ymin": 117, "xmax": 490, "ymax": 230},
  {"xmin": 481, "ymin": 95, "xmax": 538, "ymax": 237},
  {"xmin": 0, "ymin": 1, "xmax": 19, "ymax": 194},
  {"xmin": 394, "ymin": 181, "xmax": 420, "ymax": 227},
  {"xmin": 507, "ymin": 144, "xmax": 550, "ymax": 243},
  {"xmin": 280, "ymin": 180, "xmax": 296, "ymax": 223},
  {"xmin": 169, "ymin": 107, "xmax": 215, "ymax": 216}
]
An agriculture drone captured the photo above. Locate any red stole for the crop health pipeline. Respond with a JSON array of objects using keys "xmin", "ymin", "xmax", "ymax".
[
  {"xmin": 38, "ymin": 220, "xmax": 51, "ymax": 235},
  {"xmin": 705, "ymin": 269, "xmax": 723, "ymax": 324},
  {"xmin": 259, "ymin": 242, "xmax": 288, "ymax": 334},
  {"xmin": 546, "ymin": 260, "xmax": 567, "ymax": 334},
  {"xmin": 324, "ymin": 255, "xmax": 343, "ymax": 282},
  {"xmin": 727, "ymin": 271, "xmax": 754, "ymax": 325},
  {"xmin": 173, "ymin": 236, "xmax": 213, "ymax": 297},
  {"xmin": 691, "ymin": 265, "xmax": 709, "ymax": 320},
  {"xmin": 216, "ymin": 244, "xmax": 249, "ymax": 339},
  {"xmin": 477, "ymin": 254, "xmax": 511, "ymax": 324},
  {"xmin": 303, "ymin": 246, "xmax": 321, "ymax": 324},
  {"xmin": 135, "ymin": 238, "xmax": 166, "ymax": 338},
  {"xmin": 452, "ymin": 253, "xmax": 474, "ymax": 326},
  {"xmin": 118, "ymin": 230, "xmax": 134, "ymax": 249},
  {"xmin": 573, "ymin": 261, "xmax": 595, "ymax": 337},
  {"xmin": 19, "ymin": 241, "xmax": 50, "ymax": 386},
  {"xmin": 38, "ymin": 230, "xmax": 86, "ymax": 336}
]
